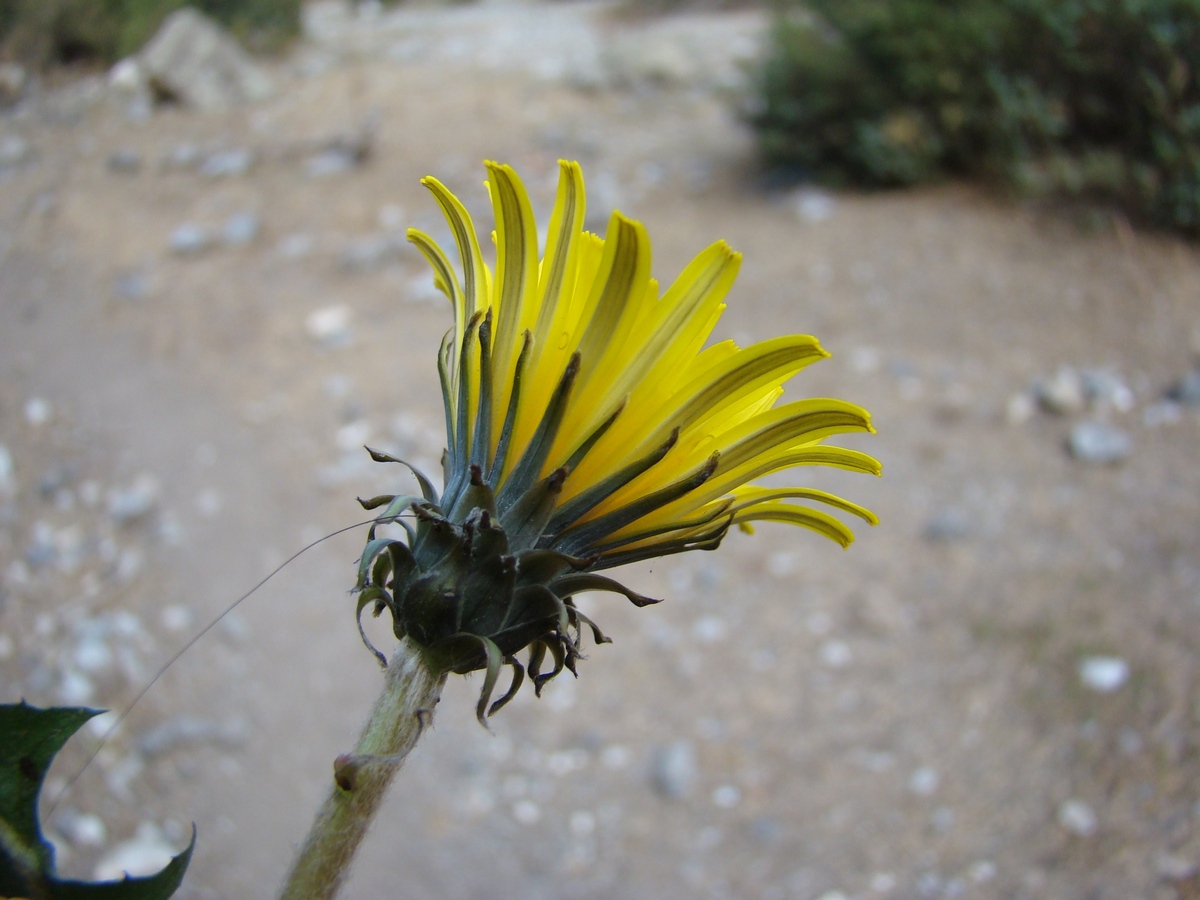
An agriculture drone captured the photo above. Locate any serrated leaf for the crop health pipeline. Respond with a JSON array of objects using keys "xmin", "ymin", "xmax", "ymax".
[{"xmin": 0, "ymin": 702, "xmax": 194, "ymax": 900}]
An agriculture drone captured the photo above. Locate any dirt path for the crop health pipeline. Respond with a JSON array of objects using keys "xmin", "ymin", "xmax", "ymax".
[{"xmin": 3, "ymin": 3, "xmax": 1200, "ymax": 898}]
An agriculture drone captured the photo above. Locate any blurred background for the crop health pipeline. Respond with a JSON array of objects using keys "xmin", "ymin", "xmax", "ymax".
[{"xmin": 2, "ymin": 1, "xmax": 1200, "ymax": 897}]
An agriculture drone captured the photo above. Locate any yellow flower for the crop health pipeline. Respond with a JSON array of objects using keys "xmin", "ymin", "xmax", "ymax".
[{"xmin": 355, "ymin": 160, "xmax": 879, "ymax": 722}]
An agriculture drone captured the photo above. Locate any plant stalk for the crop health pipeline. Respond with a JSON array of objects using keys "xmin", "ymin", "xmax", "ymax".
[{"xmin": 278, "ymin": 638, "xmax": 446, "ymax": 900}]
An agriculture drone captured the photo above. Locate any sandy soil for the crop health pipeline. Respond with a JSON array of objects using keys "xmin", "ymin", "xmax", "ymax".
[{"xmin": 3, "ymin": 3, "xmax": 1200, "ymax": 898}]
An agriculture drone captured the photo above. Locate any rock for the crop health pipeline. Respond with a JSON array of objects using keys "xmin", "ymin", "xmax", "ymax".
[
  {"xmin": 302, "ymin": 0, "xmax": 354, "ymax": 42},
  {"xmin": 1057, "ymin": 798, "xmax": 1098, "ymax": 837},
  {"xmin": 305, "ymin": 305, "xmax": 353, "ymax": 347},
  {"xmin": 106, "ymin": 58, "xmax": 152, "ymax": 119},
  {"xmin": 651, "ymin": 741, "xmax": 697, "ymax": 799},
  {"xmin": 923, "ymin": 508, "xmax": 971, "ymax": 541},
  {"xmin": 377, "ymin": 203, "xmax": 405, "ymax": 231},
  {"xmin": 106, "ymin": 473, "xmax": 160, "ymax": 524},
  {"xmin": 199, "ymin": 148, "xmax": 254, "ymax": 178},
  {"xmin": 222, "ymin": 211, "xmax": 260, "ymax": 246},
  {"xmin": 58, "ymin": 669, "xmax": 94, "ymax": 705},
  {"xmin": 135, "ymin": 715, "xmax": 248, "ymax": 758},
  {"xmin": 108, "ymin": 58, "xmax": 146, "ymax": 95},
  {"xmin": 1006, "ymin": 392, "xmax": 1036, "ymax": 424},
  {"xmin": 139, "ymin": 8, "xmax": 274, "ymax": 112},
  {"xmin": 0, "ymin": 444, "xmax": 14, "ymax": 497},
  {"xmin": 712, "ymin": 784, "xmax": 742, "ymax": 809},
  {"xmin": 1067, "ymin": 421, "xmax": 1132, "ymax": 464},
  {"xmin": 0, "ymin": 134, "xmax": 31, "ymax": 168},
  {"xmin": 107, "ymin": 149, "xmax": 142, "ymax": 174},
  {"xmin": 1166, "ymin": 368, "xmax": 1200, "ymax": 407},
  {"xmin": 305, "ymin": 148, "xmax": 360, "ymax": 178},
  {"xmin": 168, "ymin": 223, "xmax": 211, "ymax": 256},
  {"xmin": 692, "ymin": 615, "xmax": 727, "ymax": 644},
  {"xmin": 603, "ymin": 33, "xmax": 694, "ymax": 88},
  {"xmin": 794, "ymin": 188, "xmax": 836, "ymax": 224},
  {"xmin": 24, "ymin": 397, "xmax": 52, "ymax": 426},
  {"xmin": 820, "ymin": 639, "xmax": 853, "ymax": 668},
  {"xmin": 160, "ymin": 142, "xmax": 202, "ymax": 171},
  {"xmin": 0, "ymin": 62, "xmax": 27, "ymax": 106},
  {"xmin": 1081, "ymin": 369, "xmax": 1134, "ymax": 413},
  {"xmin": 93, "ymin": 822, "xmax": 178, "ymax": 881},
  {"xmin": 1037, "ymin": 367, "xmax": 1087, "ymax": 415},
  {"xmin": 908, "ymin": 766, "xmax": 939, "ymax": 796},
  {"xmin": 277, "ymin": 233, "xmax": 315, "ymax": 259},
  {"xmin": 114, "ymin": 270, "xmax": 151, "ymax": 301},
  {"xmin": 1079, "ymin": 655, "xmax": 1129, "ymax": 692},
  {"xmin": 1142, "ymin": 401, "xmax": 1181, "ymax": 428},
  {"xmin": 55, "ymin": 809, "xmax": 107, "ymax": 849}
]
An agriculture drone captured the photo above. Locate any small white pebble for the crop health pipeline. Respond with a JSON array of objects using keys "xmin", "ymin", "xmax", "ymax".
[
  {"xmin": 600, "ymin": 744, "xmax": 630, "ymax": 769},
  {"xmin": 160, "ymin": 606, "xmax": 194, "ymax": 633},
  {"xmin": 692, "ymin": 615, "xmax": 727, "ymax": 644},
  {"xmin": 819, "ymin": 639, "xmax": 852, "ymax": 668},
  {"xmin": 25, "ymin": 397, "xmax": 52, "ymax": 426},
  {"xmin": 305, "ymin": 305, "xmax": 352, "ymax": 346},
  {"xmin": 1006, "ymin": 392, "xmax": 1035, "ymax": 425},
  {"xmin": 86, "ymin": 711, "xmax": 118, "ymax": 738},
  {"xmin": 712, "ymin": 784, "xmax": 742, "ymax": 809},
  {"xmin": 968, "ymin": 860, "xmax": 997, "ymax": 883},
  {"xmin": 869, "ymin": 872, "xmax": 897, "ymax": 892},
  {"xmin": 766, "ymin": 552, "xmax": 796, "ymax": 578},
  {"xmin": 568, "ymin": 810, "xmax": 595, "ymax": 837},
  {"xmin": 909, "ymin": 766, "xmax": 939, "ymax": 796},
  {"xmin": 1079, "ymin": 656, "xmax": 1129, "ymax": 692},
  {"xmin": 512, "ymin": 800, "xmax": 540, "ymax": 825},
  {"xmin": 1058, "ymin": 798, "xmax": 1098, "ymax": 836}
]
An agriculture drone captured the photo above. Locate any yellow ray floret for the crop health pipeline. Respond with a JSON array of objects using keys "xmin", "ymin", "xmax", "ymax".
[{"xmin": 407, "ymin": 160, "xmax": 879, "ymax": 565}]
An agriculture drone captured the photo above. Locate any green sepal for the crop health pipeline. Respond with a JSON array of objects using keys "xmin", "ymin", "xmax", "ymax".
[
  {"xmin": 562, "ymin": 397, "xmax": 627, "ymax": 473},
  {"xmin": 410, "ymin": 506, "xmax": 465, "ymax": 569},
  {"xmin": 423, "ymin": 635, "xmax": 504, "ymax": 725},
  {"xmin": 466, "ymin": 509, "xmax": 509, "ymax": 562},
  {"xmin": 487, "ymin": 331, "xmax": 532, "ymax": 486},
  {"xmin": 568, "ymin": 606, "xmax": 613, "ymax": 646},
  {"xmin": 363, "ymin": 447, "xmax": 441, "ymax": 505},
  {"xmin": 470, "ymin": 311, "xmax": 494, "ymax": 473},
  {"xmin": 545, "ymin": 427, "xmax": 679, "ymax": 536},
  {"xmin": 495, "ymin": 353, "xmax": 580, "ymax": 511},
  {"xmin": 487, "ymin": 656, "xmax": 525, "ymax": 718},
  {"xmin": 0, "ymin": 703, "xmax": 194, "ymax": 900},
  {"xmin": 589, "ymin": 498, "xmax": 733, "ymax": 556},
  {"xmin": 386, "ymin": 542, "xmax": 417, "ymax": 590},
  {"xmin": 437, "ymin": 329, "xmax": 457, "ymax": 472},
  {"xmin": 356, "ymin": 538, "xmax": 400, "ymax": 592},
  {"xmin": 514, "ymin": 549, "xmax": 592, "ymax": 587},
  {"xmin": 500, "ymin": 468, "xmax": 567, "ymax": 551},
  {"xmin": 447, "ymin": 465, "xmax": 497, "ymax": 522},
  {"xmin": 458, "ymin": 552, "xmax": 517, "ymax": 636},
  {"xmin": 444, "ymin": 311, "xmax": 485, "ymax": 513},
  {"xmin": 531, "ymin": 639, "xmax": 565, "ymax": 696},
  {"xmin": 356, "ymin": 587, "xmax": 393, "ymax": 667},
  {"xmin": 550, "ymin": 452, "xmax": 720, "ymax": 556},
  {"xmin": 394, "ymin": 570, "xmax": 460, "ymax": 646},
  {"xmin": 547, "ymin": 572, "xmax": 661, "ymax": 608},
  {"xmin": 592, "ymin": 517, "xmax": 730, "ymax": 570}
]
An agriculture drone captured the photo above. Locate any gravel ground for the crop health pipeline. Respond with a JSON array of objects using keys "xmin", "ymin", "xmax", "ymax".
[{"xmin": 3, "ymin": 3, "xmax": 1200, "ymax": 898}]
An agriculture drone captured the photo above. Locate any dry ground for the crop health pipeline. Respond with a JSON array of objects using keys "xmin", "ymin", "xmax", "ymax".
[{"xmin": 3, "ymin": 3, "xmax": 1200, "ymax": 898}]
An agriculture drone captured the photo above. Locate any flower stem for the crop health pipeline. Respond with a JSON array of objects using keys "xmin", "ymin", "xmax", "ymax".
[{"xmin": 278, "ymin": 638, "xmax": 446, "ymax": 900}]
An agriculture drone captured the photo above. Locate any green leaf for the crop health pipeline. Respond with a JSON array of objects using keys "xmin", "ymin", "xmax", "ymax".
[{"xmin": 0, "ymin": 702, "xmax": 194, "ymax": 899}]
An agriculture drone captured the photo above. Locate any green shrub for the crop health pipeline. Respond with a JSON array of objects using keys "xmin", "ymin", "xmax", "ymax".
[
  {"xmin": 750, "ymin": 0, "xmax": 1200, "ymax": 235},
  {"xmin": 0, "ymin": 0, "xmax": 302, "ymax": 66}
]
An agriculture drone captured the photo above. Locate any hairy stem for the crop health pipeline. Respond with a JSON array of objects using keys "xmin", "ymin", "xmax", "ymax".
[{"xmin": 278, "ymin": 638, "xmax": 446, "ymax": 900}]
